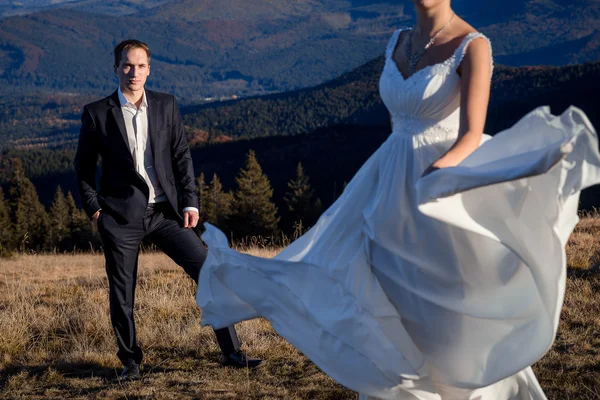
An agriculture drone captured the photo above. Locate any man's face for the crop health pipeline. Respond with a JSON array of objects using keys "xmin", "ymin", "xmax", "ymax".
[{"xmin": 114, "ymin": 47, "xmax": 150, "ymax": 94}]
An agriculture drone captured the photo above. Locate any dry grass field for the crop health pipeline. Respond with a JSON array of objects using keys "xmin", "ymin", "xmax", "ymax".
[{"xmin": 1, "ymin": 214, "xmax": 599, "ymax": 400}]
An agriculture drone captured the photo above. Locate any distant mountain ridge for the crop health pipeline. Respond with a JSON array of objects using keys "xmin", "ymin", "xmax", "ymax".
[
  {"xmin": 2, "ymin": 55, "xmax": 599, "ymax": 214},
  {"xmin": 143, "ymin": 0, "xmax": 324, "ymax": 21},
  {"xmin": 180, "ymin": 58, "xmax": 600, "ymax": 142},
  {"xmin": 2, "ymin": 57, "xmax": 599, "ymax": 150},
  {"xmin": 0, "ymin": 0, "xmax": 172, "ymax": 17},
  {"xmin": 0, "ymin": 0, "xmax": 598, "ymax": 101}
]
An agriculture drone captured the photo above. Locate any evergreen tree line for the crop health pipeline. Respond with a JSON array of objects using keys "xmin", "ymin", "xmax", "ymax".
[
  {"xmin": 0, "ymin": 151, "xmax": 323, "ymax": 256},
  {"xmin": 196, "ymin": 150, "xmax": 322, "ymax": 242},
  {"xmin": 0, "ymin": 159, "xmax": 95, "ymax": 256}
]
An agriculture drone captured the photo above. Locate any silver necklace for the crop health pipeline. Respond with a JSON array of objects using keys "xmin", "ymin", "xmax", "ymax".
[{"xmin": 405, "ymin": 12, "xmax": 455, "ymax": 75}]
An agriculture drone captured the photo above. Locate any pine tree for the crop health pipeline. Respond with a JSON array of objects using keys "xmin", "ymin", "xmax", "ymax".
[
  {"xmin": 65, "ymin": 191, "xmax": 94, "ymax": 251},
  {"xmin": 0, "ymin": 187, "xmax": 13, "ymax": 256},
  {"xmin": 229, "ymin": 150, "xmax": 279, "ymax": 238},
  {"xmin": 48, "ymin": 186, "xmax": 69, "ymax": 250},
  {"xmin": 284, "ymin": 163, "xmax": 321, "ymax": 229},
  {"xmin": 195, "ymin": 172, "xmax": 233, "ymax": 231},
  {"xmin": 7, "ymin": 158, "xmax": 50, "ymax": 251},
  {"xmin": 206, "ymin": 173, "xmax": 232, "ymax": 228},
  {"xmin": 196, "ymin": 172, "xmax": 209, "ymax": 223}
]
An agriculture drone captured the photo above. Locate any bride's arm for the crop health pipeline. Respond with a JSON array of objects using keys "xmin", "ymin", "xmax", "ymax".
[{"xmin": 426, "ymin": 37, "xmax": 492, "ymax": 173}]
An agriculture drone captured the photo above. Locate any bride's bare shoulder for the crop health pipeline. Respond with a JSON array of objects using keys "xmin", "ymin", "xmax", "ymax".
[
  {"xmin": 453, "ymin": 17, "xmax": 490, "ymax": 54},
  {"xmin": 433, "ymin": 16, "xmax": 478, "ymax": 50},
  {"xmin": 452, "ymin": 17, "xmax": 478, "ymax": 38}
]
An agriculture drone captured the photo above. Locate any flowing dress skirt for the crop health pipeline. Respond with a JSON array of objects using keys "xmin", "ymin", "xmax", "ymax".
[{"xmin": 197, "ymin": 106, "xmax": 600, "ymax": 399}]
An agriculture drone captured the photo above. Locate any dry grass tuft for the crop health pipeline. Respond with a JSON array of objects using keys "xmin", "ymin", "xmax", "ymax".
[
  {"xmin": 566, "ymin": 211, "xmax": 600, "ymax": 271},
  {"xmin": 0, "ymin": 216, "xmax": 599, "ymax": 399}
]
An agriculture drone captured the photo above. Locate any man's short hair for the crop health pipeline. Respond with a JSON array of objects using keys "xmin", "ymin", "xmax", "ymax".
[{"xmin": 114, "ymin": 39, "xmax": 151, "ymax": 67}]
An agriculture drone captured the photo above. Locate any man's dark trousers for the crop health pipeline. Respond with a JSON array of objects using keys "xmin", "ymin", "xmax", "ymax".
[{"xmin": 98, "ymin": 202, "xmax": 239, "ymax": 366}]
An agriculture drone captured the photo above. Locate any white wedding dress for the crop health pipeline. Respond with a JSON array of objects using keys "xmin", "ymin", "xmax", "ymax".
[{"xmin": 196, "ymin": 29, "xmax": 600, "ymax": 399}]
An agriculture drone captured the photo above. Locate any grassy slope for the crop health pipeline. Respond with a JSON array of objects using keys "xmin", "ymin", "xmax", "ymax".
[{"xmin": 1, "ymin": 216, "xmax": 599, "ymax": 399}]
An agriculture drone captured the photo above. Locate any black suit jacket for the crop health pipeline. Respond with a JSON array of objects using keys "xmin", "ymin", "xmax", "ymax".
[{"xmin": 74, "ymin": 89, "xmax": 197, "ymax": 224}]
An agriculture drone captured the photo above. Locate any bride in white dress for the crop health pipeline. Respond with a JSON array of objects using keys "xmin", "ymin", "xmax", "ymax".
[{"xmin": 196, "ymin": 1, "xmax": 600, "ymax": 399}]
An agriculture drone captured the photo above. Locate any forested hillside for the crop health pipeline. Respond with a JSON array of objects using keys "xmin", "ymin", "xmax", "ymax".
[
  {"xmin": 4, "ymin": 59, "xmax": 598, "ymax": 149},
  {"xmin": 1, "ymin": 58, "xmax": 598, "ymax": 248},
  {"xmin": 0, "ymin": 0, "xmax": 598, "ymax": 100},
  {"xmin": 182, "ymin": 59, "xmax": 600, "ymax": 140}
]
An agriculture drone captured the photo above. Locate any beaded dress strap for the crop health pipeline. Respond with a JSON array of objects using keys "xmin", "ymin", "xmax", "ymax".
[
  {"xmin": 385, "ymin": 28, "xmax": 410, "ymax": 59},
  {"xmin": 453, "ymin": 32, "xmax": 494, "ymax": 78}
]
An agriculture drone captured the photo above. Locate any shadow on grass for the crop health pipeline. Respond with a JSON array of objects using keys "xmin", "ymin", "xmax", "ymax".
[
  {"xmin": 0, "ymin": 359, "xmax": 206, "ymax": 395},
  {"xmin": 0, "ymin": 359, "xmax": 194, "ymax": 381},
  {"xmin": 0, "ymin": 361, "xmax": 119, "ymax": 398},
  {"xmin": 0, "ymin": 354, "xmax": 354, "ymax": 399},
  {"xmin": 148, "ymin": 346, "xmax": 225, "ymax": 365},
  {"xmin": 0, "ymin": 361, "xmax": 117, "ymax": 381},
  {"xmin": 567, "ymin": 265, "xmax": 600, "ymax": 279}
]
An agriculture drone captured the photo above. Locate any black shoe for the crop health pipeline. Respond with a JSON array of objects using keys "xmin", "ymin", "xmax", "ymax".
[
  {"xmin": 222, "ymin": 350, "xmax": 264, "ymax": 369},
  {"xmin": 119, "ymin": 364, "xmax": 141, "ymax": 381}
]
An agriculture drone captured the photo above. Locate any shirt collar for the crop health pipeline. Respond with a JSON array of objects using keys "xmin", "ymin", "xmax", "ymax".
[{"xmin": 117, "ymin": 87, "xmax": 148, "ymax": 110}]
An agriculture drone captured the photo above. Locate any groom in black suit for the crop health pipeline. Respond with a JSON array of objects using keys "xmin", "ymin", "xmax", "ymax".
[{"xmin": 75, "ymin": 39, "xmax": 262, "ymax": 380}]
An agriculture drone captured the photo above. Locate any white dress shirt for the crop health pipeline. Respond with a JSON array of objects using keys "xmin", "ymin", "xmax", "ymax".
[{"xmin": 118, "ymin": 87, "xmax": 198, "ymax": 213}]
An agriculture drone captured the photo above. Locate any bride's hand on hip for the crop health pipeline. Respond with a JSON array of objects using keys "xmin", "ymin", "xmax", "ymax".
[
  {"xmin": 421, "ymin": 156, "xmax": 458, "ymax": 177},
  {"xmin": 421, "ymin": 164, "xmax": 441, "ymax": 177}
]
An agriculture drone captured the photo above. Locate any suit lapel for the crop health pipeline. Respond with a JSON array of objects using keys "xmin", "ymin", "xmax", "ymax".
[
  {"xmin": 146, "ymin": 89, "xmax": 158, "ymax": 161},
  {"xmin": 108, "ymin": 91, "xmax": 133, "ymax": 157}
]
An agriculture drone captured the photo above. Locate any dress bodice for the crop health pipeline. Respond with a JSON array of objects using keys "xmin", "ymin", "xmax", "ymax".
[{"xmin": 379, "ymin": 28, "xmax": 493, "ymax": 135}]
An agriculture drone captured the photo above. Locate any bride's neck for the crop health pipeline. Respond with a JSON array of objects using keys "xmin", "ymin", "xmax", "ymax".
[{"xmin": 414, "ymin": 4, "xmax": 454, "ymax": 38}]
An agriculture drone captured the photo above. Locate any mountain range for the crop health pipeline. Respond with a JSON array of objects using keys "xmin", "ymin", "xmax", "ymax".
[
  {"xmin": 0, "ymin": 0, "xmax": 171, "ymax": 17},
  {"xmin": 3, "ymin": 55, "xmax": 599, "ymax": 150},
  {"xmin": 0, "ymin": 0, "xmax": 598, "ymax": 101},
  {"xmin": 181, "ymin": 58, "xmax": 600, "ymax": 141},
  {"xmin": 2, "ymin": 54, "xmax": 598, "ymax": 212}
]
